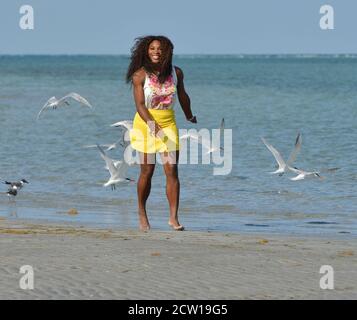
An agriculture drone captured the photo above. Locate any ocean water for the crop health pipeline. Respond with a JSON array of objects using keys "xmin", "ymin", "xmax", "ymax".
[{"xmin": 1, "ymin": 54, "xmax": 357, "ymax": 236}]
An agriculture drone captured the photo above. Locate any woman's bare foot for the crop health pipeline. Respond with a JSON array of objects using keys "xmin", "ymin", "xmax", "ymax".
[
  {"xmin": 168, "ymin": 218, "xmax": 184, "ymax": 231},
  {"xmin": 139, "ymin": 224, "xmax": 150, "ymax": 231},
  {"xmin": 139, "ymin": 210, "xmax": 150, "ymax": 231}
]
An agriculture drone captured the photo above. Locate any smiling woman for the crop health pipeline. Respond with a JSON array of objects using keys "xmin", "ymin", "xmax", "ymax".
[{"xmin": 126, "ymin": 35, "xmax": 197, "ymax": 231}]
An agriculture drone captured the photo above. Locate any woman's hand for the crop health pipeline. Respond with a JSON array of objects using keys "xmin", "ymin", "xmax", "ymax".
[
  {"xmin": 148, "ymin": 121, "xmax": 164, "ymax": 138},
  {"xmin": 154, "ymin": 123, "xmax": 164, "ymax": 138},
  {"xmin": 187, "ymin": 115, "xmax": 197, "ymax": 123}
]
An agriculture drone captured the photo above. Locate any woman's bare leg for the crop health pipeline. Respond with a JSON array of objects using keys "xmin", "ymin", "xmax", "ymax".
[
  {"xmin": 161, "ymin": 151, "xmax": 182, "ymax": 229},
  {"xmin": 137, "ymin": 153, "xmax": 156, "ymax": 231}
]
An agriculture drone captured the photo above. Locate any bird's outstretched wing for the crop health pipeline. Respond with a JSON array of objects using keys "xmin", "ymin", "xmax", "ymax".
[
  {"xmin": 288, "ymin": 166, "xmax": 303, "ymax": 175},
  {"xmin": 110, "ymin": 120, "xmax": 134, "ymax": 147},
  {"xmin": 83, "ymin": 140, "xmax": 123, "ymax": 151},
  {"xmin": 61, "ymin": 92, "xmax": 93, "ymax": 108},
  {"xmin": 261, "ymin": 137, "xmax": 286, "ymax": 169},
  {"xmin": 110, "ymin": 120, "xmax": 133, "ymax": 130},
  {"xmin": 219, "ymin": 118, "xmax": 225, "ymax": 151},
  {"xmin": 220, "ymin": 118, "xmax": 225, "ymax": 131},
  {"xmin": 37, "ymin": 96, "xmax": 57, "ymax": 120},
  {"xmin": 319, "ymin": 167, "xmax": 340, "ymax": 173},
  {"xmin": 287, "ymin": 133, "xmax": 302, "ymax": 166},
  {"xmin": 97, "ymin": 145, "xmax": 117, "ymax": 178}
]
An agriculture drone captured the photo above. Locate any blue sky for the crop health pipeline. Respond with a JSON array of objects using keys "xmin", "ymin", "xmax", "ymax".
[{"xmin": 0, "ymin": 0, "xmax": 354, "ymax": 54}]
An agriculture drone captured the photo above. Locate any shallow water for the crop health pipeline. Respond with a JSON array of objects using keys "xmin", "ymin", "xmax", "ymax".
[{"xmin": 1, "ymin": 55, "xmax": 356, "ymax": 236}]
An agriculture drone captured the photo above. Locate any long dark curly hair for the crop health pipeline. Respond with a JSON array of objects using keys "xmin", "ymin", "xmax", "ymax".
[{"xmin": 126, "ymin": 35, "xmax": 174, "ymax": 84}]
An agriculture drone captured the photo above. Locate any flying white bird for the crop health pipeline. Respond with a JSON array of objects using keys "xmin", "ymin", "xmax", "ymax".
[
  {"xmin": 105, "ymin": 160, "xmax": 123, "ymax": 171},
  {"xmin": 289, "ymin": 167, "xmax": 340, "ymax": 181},
  {"xmin": 96, "ymin": 145, "xmax": 133, "ymax": 190},
  {"xmin": 110, "ymin": 120, "xmax": 133, "ymax": 147},
  {"xmin": 180, "ymin": 118, "xmax": 225, "ymax": 154},
  {"xmin": 261, "ymin": 133, "xmax": 302, "ymax": 176},
  {"xmin": 37, "ymin": 92, "xmax": 93, "ymax": 119},
  {"xmin": 110, "ymin": 120, "xmax": 133, "ymax": 131},
  {"xmin": 288, "ymin": 167, "xmax": 323, "ymax": 181},
  {"xmin": 82, "ymin": 137, "xmax": 125, "ymax": 152}
]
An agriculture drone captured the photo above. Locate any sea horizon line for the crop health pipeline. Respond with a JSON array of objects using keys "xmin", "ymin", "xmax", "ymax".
[{"xmin": 1, "ymin": 53, "xmax": 357, "ymax": 58}]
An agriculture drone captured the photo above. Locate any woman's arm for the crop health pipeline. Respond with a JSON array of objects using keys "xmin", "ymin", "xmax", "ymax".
[
  {"xmin": 175, "ymin": 66, "xmax": 197, "ymax": 123},
  {"xmin": 132, "ymin": 69, "xmax": 162, "ymax": 135}
]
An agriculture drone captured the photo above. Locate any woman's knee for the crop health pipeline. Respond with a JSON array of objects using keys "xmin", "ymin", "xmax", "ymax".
[
  {"xmin": 160, "ymin": 151, "xmax": 179, "ymax": 165},
  {"xmin": 140, "ymin": 165, "xmax": 155, "ymax": 179},
  {"xmin": 164, "ymin": 165, "xmax": 179, "ymax": 180}
]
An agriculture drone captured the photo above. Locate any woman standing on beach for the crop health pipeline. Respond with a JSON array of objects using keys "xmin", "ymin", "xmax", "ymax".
[{"xmin": 126, "ymin": 35, "xmax": 196, "ymax": 231}]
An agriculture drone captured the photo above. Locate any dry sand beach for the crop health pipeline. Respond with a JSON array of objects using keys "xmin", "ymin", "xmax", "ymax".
[{"xmin": 0, "ymin": 218, "xmax": 356, "ymax": 300}]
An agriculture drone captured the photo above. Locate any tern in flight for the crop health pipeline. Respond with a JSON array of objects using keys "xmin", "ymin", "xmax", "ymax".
[
  {"xmin": 83, "ymin": 120, "xmax": 134, "ymax": 151},
  {"xmin": 261, "ymin": 133, "xmax": 302, "ymax": 176},
  {"xmin": 289, "ymin": 167, "xmax": 339, "ymax": 181},
  {"xmin": 180, "ymin": 118, "xmax": 225, "ymax": 154},
  {"xmin": 82, "ymin": 137, "xmax": 125, "ymax": 152},
  {"xmin": 96, "ymin": 145, "xmax": 133, "ymax": 190},
  {"xmin": 37, "ymin": 92, "xmax": 93, "ymax": 119},
  {"xmin": 288, "ymin": 167, "xmax": 323, "ymax": 181},
  {"xmin": 110, "ymin": 120, "xmax": 133, "ymax": 147}
]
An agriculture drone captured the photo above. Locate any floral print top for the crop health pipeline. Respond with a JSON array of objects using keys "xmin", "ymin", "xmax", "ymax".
[{"xmin": 144, "ymin": 66, "xmax": 177, "ymax": 110}]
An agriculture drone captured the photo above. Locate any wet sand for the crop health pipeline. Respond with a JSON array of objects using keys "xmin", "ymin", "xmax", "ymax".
[{"xmin": 0, "ymin": 219, "xmax": 356, "ymax": 299}]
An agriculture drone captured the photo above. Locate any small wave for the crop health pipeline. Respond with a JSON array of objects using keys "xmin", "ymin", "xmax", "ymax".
[
  {"xmin": 306, "ymin": 221, "xmax": 338, "ymax": 225},
  {"xmin": 225, "ymin": 175, "xmax": 249, "ymax": 181},
  {"xmin": 245, "ymin": 223, "xmax": 270, "ymax": 227},
  {"xmin": 175, "ymin": 54, "xmax": 357, "ymax": 60},
  {"xmin": 206, "ymin": 205, "xmax": 237, "ymax": 212}
]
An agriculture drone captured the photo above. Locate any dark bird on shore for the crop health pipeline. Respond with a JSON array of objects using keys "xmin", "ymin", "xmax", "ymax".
[{"xmin": 3, "ymin": 179, "xmax": 29, "ymax": 197}]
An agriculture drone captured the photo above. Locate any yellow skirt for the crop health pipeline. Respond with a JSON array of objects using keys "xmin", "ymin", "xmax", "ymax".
[{"xmin": 130, "ymin": 109, "xmax": 180, "ymax": 153}]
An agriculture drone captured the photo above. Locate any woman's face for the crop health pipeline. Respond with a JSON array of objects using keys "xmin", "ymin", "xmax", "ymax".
[{"xmin": 148, "ymin": 40, "xmax": 162, "ymax": 64}]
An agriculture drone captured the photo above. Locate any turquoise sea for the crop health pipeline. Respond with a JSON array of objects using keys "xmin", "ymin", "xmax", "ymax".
[{"xmin": 1, "ymin": 55, "xmax": 356, "ymax": 236}]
